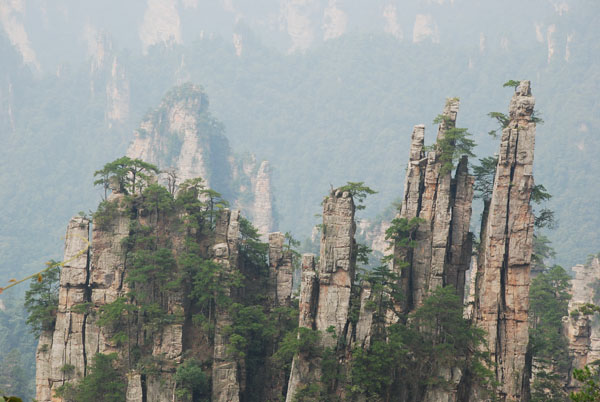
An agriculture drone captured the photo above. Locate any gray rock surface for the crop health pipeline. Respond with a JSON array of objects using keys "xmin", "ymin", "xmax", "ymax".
[{"xmin": 472, "ymin": 81, "xmax": 537, "ymax": 401}]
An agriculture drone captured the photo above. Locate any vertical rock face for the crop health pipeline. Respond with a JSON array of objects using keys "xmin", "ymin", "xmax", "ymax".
[
  {"xmin": 212, "ymin": 209, "xmax": 242, "ymax": 402},
  {"xmin": 36, "ymin": 197, "xmax": 249, "ymax": 401},
  {"xmin": 316, "ymin": 189, "xmax": 356, "ymax": 347},
  {"xmin": 473, "ymin": 81, "xmax": 537, "ymax": 401},
  {"xmin": 35, "ymin": 216, "xmax": 91, "ymax": 401},
  {"xmin": 126, "ymin": 83, "xmax": 275, "ymax": 236},
  {"xmin": 286, "ymin": 254, "xmax": 319, "ymax": 401},
  {"xmin": 268, "ymin": 232, "xmax": 294, "ymax": 307},
  {"xmin": 253, "ymin": 161, "xmax": 275, "ymax": 238},
  {"xmin": 394, "ymin": 100, "xmax": 474, "ymax": 311},
  {"xmin": 126, "ymin": 84, "xmax": 223, "ymax": 186},
  {"xmin": 286, "ymin": 189, "xmax": 357, "ymax": 401},
  {"xmin": 564, "ymin": 257, "xmax": 600, "ymax": 391}
]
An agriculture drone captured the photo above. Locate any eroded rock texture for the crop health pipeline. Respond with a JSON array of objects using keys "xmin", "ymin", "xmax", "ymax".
[
  {"xmin": 212, "ymin": 210, "xmax": 241, "ymax": 402},
  {"xmin": 393, "ymin": 100, "xmax": 474, "ymax": 312},
  {"xmin": 268, "ymin": 232, "xmax": 294, "ymax": 307},
  {"xmin": 36, "ymin": 216, "xmax": 91, "ymax": 401},
  {"xmin": 316, "ymin": 189, "xmax": 357, "ymax": 347},
  {"xmin": 564, "ymin": 257, "xmax": 600, "ymax": 391},
  {"xmin": 286, "ymin": 254, "xmax": 319, "ymax": 401},
  {"xmin": 286, "ymin": 189, "xmax": 357, "ymax": 401},
  {"xmin": 36, "ymin": 196, "xmax": 250, "ymax": 401},
  {"xmin": 472, "ymin": 81, "xmax": 537, "ymax": 401},
  {"xmin": 126, "ymin": 83, "xmax": 275, "ymax": 236}
]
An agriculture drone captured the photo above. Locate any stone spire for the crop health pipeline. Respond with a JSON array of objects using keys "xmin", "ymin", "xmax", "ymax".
[
  {"xmin": 472, "ymin": 80, "xmax": 537, "ymax": 401},
  {"xmin": 393, "ymin": 99, "xmax": 474, "ymax": 311},
  {"xmin": 212, "ymin": 209, "xmax": 242, "ymax": 402},
  {"xmin": 315, "ymin": 189, "xmax": 357, "ymax": 347},
  {"xmin": 285, "ymin": 188, "xmax": 357, "ymax": 401}
]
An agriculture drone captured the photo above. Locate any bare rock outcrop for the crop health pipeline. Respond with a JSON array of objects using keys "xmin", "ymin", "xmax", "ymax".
[
  {"xmin": 393, "ymin": 100, "xmax": 474, "ymax": 312},
  {"xmin": 472, "ymin": 80, "xmax": 537, "ymax": 401},
  {"xmin": 315, "ymin": 189, "xmax": 357, "ymax": 347},
  {"xmin": 35, "ymin": 216, "xmax": 91, "ymax": 400},
  {"xmin": 212, "ymin": 210, "xmax": 242, "ymax": 402},
  {"xmin": 286, "ymin": 189, "xmax": 357, "ymax": 401},
  {"xmin": 286, "ymin": 254, "xmax": 319, "ymax": 400},
  {"xmin": 268, "ymin": 232, "xmax": 294, "ymax": 307}
]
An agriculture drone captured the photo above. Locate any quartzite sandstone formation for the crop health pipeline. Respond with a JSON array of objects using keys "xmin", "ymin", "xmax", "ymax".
[
  {"xmin": 472, "ymin": 80, "xmax": 537, "ymax": 401},
  {"xmin": 286, "ymin": 189, "xmax": 358, "ymax": 401},
  {"xmin": 315, "ymin": 189, "xmax": 357, "ymax": 347},
  {"xmin": 212, "ymin": 210, "xmax": 241, "ymax": 402},
  {"xmin": 394, "ymin": 99, "xmax": 474, "ymax": 312},
  {"xmin": 126, "ymin": 83, "xmax": 275, "ymax": 237},
  {"xmin": 268, "ymin": 232, "xmax": 294, "ymax": 307},
  {"xmin": 564, "ymin": 257, "xmax": 600, "ymax": 391}
]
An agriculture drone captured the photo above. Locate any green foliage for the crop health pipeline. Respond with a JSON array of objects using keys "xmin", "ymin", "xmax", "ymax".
[
  {"xmin": 431, "ymin": 114, "xmax": 476, "ymax": 175},
  {"xmin": 382, "ymin": 216, "xmax": 423, "ymax": 266},
  {"xmin": 55, "ymin": 353, "xmax": 126, "ymax": 402},
  {"xmin": 0, "ymin": 350, "xmax": 29, "ymax": 399},
  {"xmin": 473, "ymin": 156, "xmax": 498, "ymax": 200},
  {"xmin": 350, "ymin": 325, "xmax": 407, "ymax": 398},
  {"xmin": 531, "ymin": 184, "xmax": 552, "ymax": 204},
  {"xmin": 530, "ymin": 265, "xmax": 571, "ymax": 364},
  {"xmin": 24, "ymin": 261, "xmax": 60, "ymax": 337},
  {"xmin": 60, "ymin": 363, "xmax": 76, "ymax": 375},
  {"xmin": 529, "ymin": 259, "xmax": 571, "ymax": 401},
  {"xmin": 174, "ymin": 359, "xmax": 210, "ymax": 401},
  {"xmin": 239, "ymin": 216, "xmax": 269, "ymax": 271},
  {"xmin": 140, "ymin": 183, "xmax": 175, "ymax": 219},
  {"xmin": 503, "ymin": 80, "xmax": 521, "ymax": 89},
  {"xmin": 338, "ymin": 182, "xmax": 377, "ymax": 210},
  {"xmin": 97, "ymin": 297, "xmax": 136, "ymax": 328},
  {"xmin": 93, "ymin": 199, "xmax": 120, "ymax": 231},
  {"xmin": 274, "ymin": 327, "xmax": 321, "ymax": 370},
  {"xmin": 350, "ymin": 286, "xmax": 493, "ymax": 399},
  {"xmin": 93, "ymin": 156, "xmax": 159, "ymax": 196},
  {"xmin": 570, "ymin": 365, "xmax": 600, "ymax": 402}
]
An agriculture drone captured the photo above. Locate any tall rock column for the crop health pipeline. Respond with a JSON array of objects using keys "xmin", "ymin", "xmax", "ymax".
[
  {"xmin": 268, "ymin": 232, "xmax": 294, "ymax": 307},
  {"xmin": 36, "ymin": 216, "xmax": 90, "ymax": 401},
  {"xmin": 473, "ymin": 81, "xmax": 537, "ymax": 401},
  {"xmin": 315, "ymin": 189, "xmax": 356, "ymax": 347},
  {"xmin": 393, "ymin": 99, "xmax": 474, "ymax": 311},
  {"xmin": 286, "ymin": 189, "xmax": 357, "ymax": 401},
  {"xmin": 212, "ymin": 209, "xmax": 242, "ymax": 402},
  {"xmin": 286, "ymin": 254, "xmax": 319, "ymax": 401}
]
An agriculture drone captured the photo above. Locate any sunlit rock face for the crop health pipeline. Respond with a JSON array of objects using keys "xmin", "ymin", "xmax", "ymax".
[{"xmin": 472, "ymin": 81, "xmax": 537, "ymax": 401}]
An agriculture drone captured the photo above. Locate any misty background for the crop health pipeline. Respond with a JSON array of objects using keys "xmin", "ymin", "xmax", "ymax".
[{"xmin": 0, "ymin": 1, "xmax": 598, "ymax": 396}]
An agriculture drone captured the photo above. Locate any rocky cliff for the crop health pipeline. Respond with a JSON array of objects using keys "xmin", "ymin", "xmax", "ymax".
[
  {"xmin": 471, "ymin": 81, "xmax": 537, "ymax": 401},
  {"xmin": 126, "ymin": 83, "xmax": 275, "ymax": 237},
  {"xmin": 35, "ymin": 177, "xmax": 290, "ymax": 401}
]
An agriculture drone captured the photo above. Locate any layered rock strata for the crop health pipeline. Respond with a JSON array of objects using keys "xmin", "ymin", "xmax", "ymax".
[
  {"xmin": 472, "ymin": 80, "xmax": 537, "ymax": 401},
  {"xmin": 393, "ymin": 99, "xmax": 474, "ymax": 312}
]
